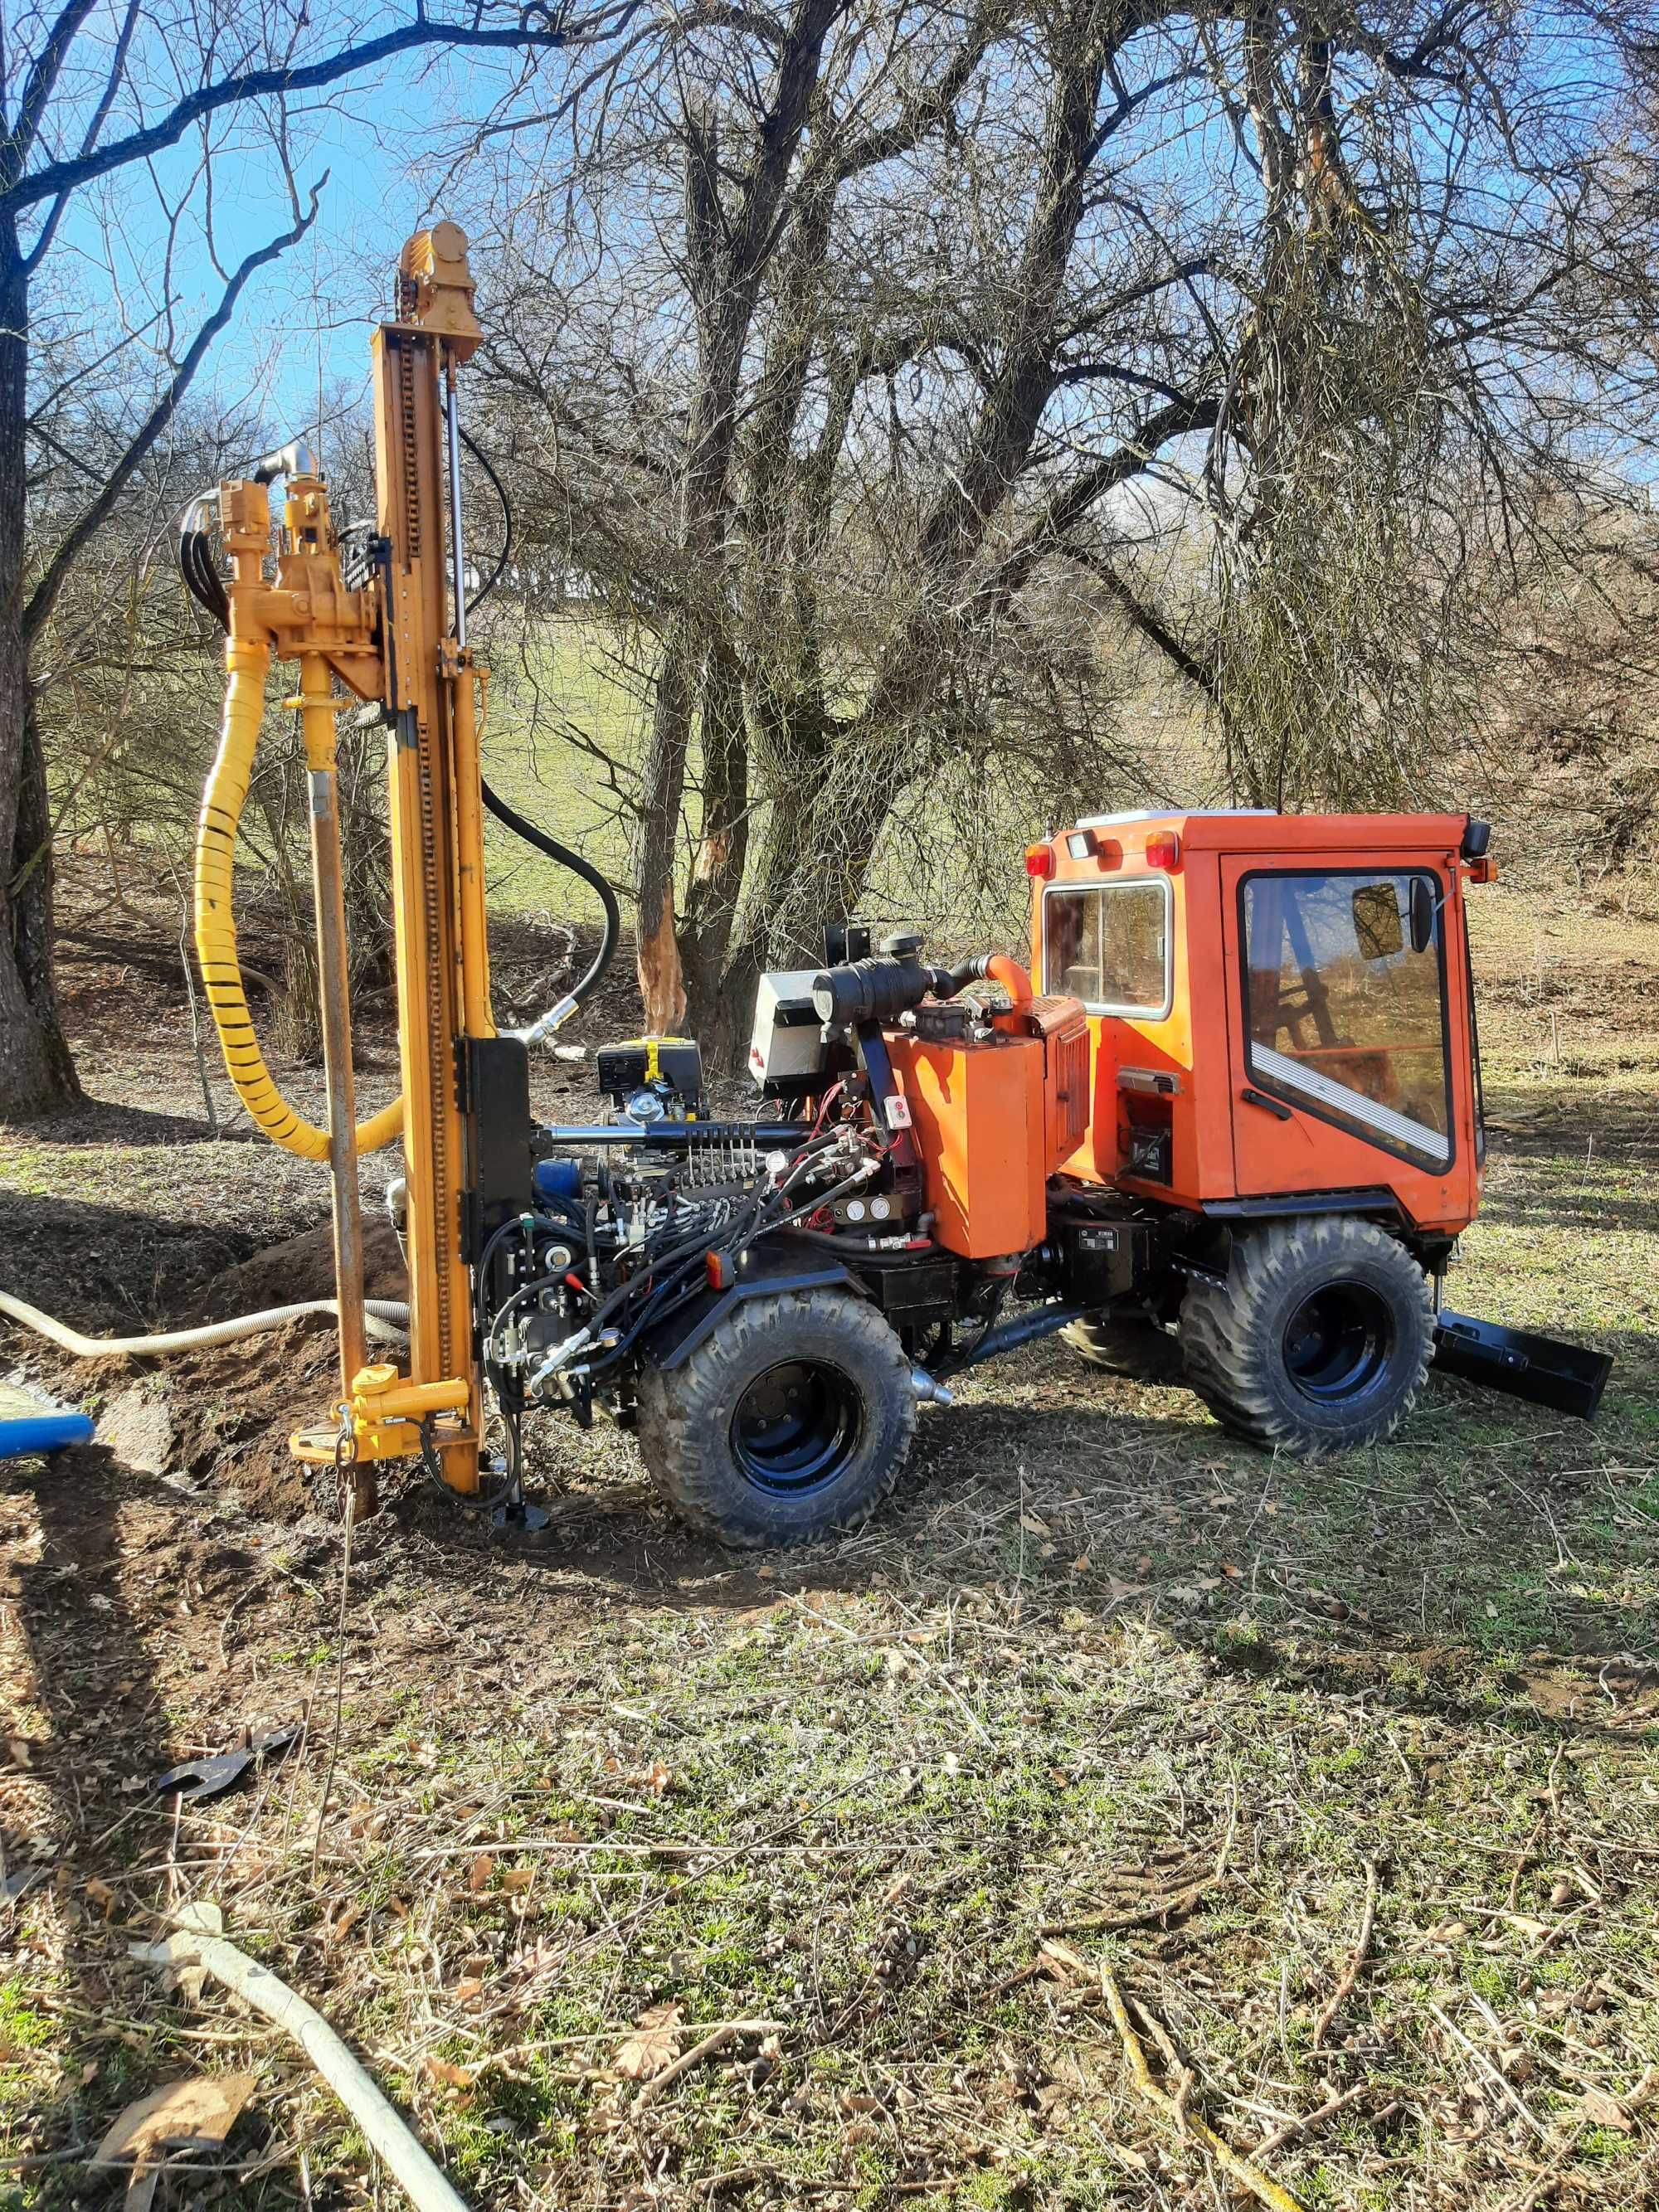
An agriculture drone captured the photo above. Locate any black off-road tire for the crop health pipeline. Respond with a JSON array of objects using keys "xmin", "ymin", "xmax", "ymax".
[
  {"xmin": 1060, "ymin": 1313, "xmax": 1184, "ymax": 1383},
  {"xmin": 635, "ymin": 1289, "xmax": 917, "ymax": 1547},
  {"xmin": 1180, "ymin": 1218, "xmax": 1433, "ymax": 1456}
]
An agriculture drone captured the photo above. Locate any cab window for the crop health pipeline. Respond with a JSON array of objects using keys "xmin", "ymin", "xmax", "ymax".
[
  {"xmin": 1044, "ymin": 881, "xmax": 1170, "ymax": 1016},
  {"xmin": 1241, "ymin": 871, "xmax": 1451, "ymax": 1169}
]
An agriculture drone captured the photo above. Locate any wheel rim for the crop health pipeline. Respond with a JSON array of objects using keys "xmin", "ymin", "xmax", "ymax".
[
  {"xmin": 730, "ymin": 1359, "xmax": 863, "ymax": 1496},
  {"xmin": 1282, "ymin": 1283, "xmax": 1394, "ymax": 1403}
]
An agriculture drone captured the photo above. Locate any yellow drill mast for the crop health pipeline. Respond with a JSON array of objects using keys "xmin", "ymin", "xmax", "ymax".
[{"xmin": 192, "ymin": 222, "xmax": 495, "ymax": 1502}]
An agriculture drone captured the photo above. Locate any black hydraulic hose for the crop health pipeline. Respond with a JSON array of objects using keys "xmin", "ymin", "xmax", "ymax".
[
  {"xmin": 936, "ymin": 1302, "xmax": 1087, "ymax": 1378},
  {"xmin": 459, "ymin": 425, "xmax": 513, "ymax": 616},
  {"xmin": 479, "ymin": 776, "xmax": 620, "ymax": 1020},
  {"xmin": 456, "ymin": 435, "xmax": 623, "ymax": 1023}
]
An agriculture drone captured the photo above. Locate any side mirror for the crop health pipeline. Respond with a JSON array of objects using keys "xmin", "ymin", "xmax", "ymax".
[
  {"xmin": 1408, "ymin": 876, "xmax": 1438, "ymax": 955},
  {"xmin": 1351, "ymin": 882, "xmax": 1404, "ymax": 961}
]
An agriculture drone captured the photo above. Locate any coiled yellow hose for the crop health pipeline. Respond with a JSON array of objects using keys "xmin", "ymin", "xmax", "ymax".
[{"xmin": 193, "ymin": 637, "xmax": 403, "ymax": 1160}]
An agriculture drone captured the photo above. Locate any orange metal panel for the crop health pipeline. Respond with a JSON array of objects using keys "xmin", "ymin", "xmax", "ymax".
[
  {"xmin": 373, "ymin": 322, "xmax": 479, "ymax": 1487},
  {"xmin": 884, "ymin": 1031, "xmax": 1047, "ymax": 1259}
]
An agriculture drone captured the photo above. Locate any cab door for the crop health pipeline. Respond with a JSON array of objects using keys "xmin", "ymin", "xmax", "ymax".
[{"xmin": 1221, "ymin": 856, "xmax": 1470, "ymax": 1227}]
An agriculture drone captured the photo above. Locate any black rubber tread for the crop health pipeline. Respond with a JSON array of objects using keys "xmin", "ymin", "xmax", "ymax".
[
  {"xmin": 635, "ymin": 1289, "xmax": 917, "ymax": 1548},
  {"xmin": 1180, "ymin": 1217, "xmax": 1433, "ymax": 1456},
  {"xmin": 1060, "ymin": 1313, "xmax": 1183, "ymax": 1383}
]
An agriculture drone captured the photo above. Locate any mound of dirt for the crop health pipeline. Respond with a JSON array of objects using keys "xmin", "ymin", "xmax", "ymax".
[
  {"xmin": 5, "ymin": 1222, "xmax": 414, "ymax": 1521},
  {"xmin": 151, "ymin": 1220, "xmax": 411, "ymax": 1515},
  {"xmin": 189, "ymin": 1214, "xmax": 406, "ymax": 1321},
  {"xmin": 65, "ymin": 1315, "xmax": 346, "ymax": 1520}
]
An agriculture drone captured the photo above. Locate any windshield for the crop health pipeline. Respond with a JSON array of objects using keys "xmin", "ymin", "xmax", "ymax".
[{"xmin": 1241, "ymin": 871, "xmax": 1451, "ymax": 1169}]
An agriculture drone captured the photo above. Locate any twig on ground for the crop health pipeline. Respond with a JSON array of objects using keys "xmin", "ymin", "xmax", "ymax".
[
  {"xmin": 1312, "ymin": 1858, "xmax": 1378, "ymax": 2050},
  {"xmin": 1251, "ymin": 2083, "xmax": 1384, "ymax": 2161},
  {"xmin": 1428, "ymin": 2002, "xmax": 1552, "ymax": 2142},
  {"xmin": 1096, "ymin": 1961, "xmax": 1307, "ymax": 2212},
  {"xmin": 1043, "ymin": 1791, "xmax": 1239, "ymax": 1937},
  {"xmin": 631, "ymin": 2020, "xmax": 781, "ymax": 2112}
]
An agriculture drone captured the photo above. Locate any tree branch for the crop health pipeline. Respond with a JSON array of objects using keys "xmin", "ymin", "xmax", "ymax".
[
  {"xmin": 2, "ymin": 0, "xmax": 96, "ymax": 192},
  {"xmin": 1071, "ymin": 544, "xmax": 1218, "ymax": 700},
  {"xmin": 6, "ymin": 7, "xmax": 633, "ymax": 213},
  {"xmin": 22, "ymin": 181, "xmax": 326, "ymax": 648},
  {"xmin": 20, "ymin": 0, "xmax": 142, "ymax": 275}
]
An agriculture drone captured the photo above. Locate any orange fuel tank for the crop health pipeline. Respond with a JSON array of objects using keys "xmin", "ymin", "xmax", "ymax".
[{"xmin": 883, "ymin": 1028, "xmax": 1047, "ymax": 1259}]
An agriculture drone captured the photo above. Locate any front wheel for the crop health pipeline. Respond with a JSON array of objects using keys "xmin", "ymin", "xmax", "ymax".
[
  {"xmin": 1180, "ymin": 1218, "xmax": 1433, "ymax": 1456},
  {"xmin": 635, "ymin": 1289, "xmax": 917, "ymax": 1546}
]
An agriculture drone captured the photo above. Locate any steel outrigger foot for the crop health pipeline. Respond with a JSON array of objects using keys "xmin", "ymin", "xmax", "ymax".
[
  {"xmin": 489, "ymin": 1489, "xmax": 552, "ymax": 1536},
  {"xmin": 1433, "ymin": 1309, "xmax": 1613, "ymax": 1420}
]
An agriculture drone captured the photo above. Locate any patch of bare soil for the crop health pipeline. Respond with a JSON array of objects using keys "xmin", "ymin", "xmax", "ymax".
[{"xmin": 8, "ymin": 1219, "xmax": 412, "ymax": 1523}]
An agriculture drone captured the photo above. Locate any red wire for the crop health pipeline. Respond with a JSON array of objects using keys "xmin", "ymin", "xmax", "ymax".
[{"xmin": 809, "ymin": 1080, "xmax": 844, "ymax": 1139}]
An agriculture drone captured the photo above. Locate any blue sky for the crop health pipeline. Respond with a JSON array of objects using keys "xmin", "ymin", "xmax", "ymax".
[{"xmin": 34, "ymin": 30, "xmax": 537, "ymax": 450}]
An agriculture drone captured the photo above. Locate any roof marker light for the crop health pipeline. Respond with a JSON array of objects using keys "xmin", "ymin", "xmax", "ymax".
[
  {"xmin": 1143, "ymin": 831, "xmax": 1181, "ymax": 871},
  {"xmin": 1024, "ymin": 843, "xmax": 1055, "ymax": 880}
]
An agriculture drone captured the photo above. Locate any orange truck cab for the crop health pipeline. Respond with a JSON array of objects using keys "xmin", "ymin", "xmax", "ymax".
[{"xmin": 1027, "ymin": 809, "xmax": 1486, "ymax": 1237}]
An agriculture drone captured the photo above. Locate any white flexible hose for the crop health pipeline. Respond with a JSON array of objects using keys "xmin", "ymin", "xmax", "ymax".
[
  {"xmin": 0, "ymin": 1290, "xmax": 410, "ymax": 1359},
  {"xmin": 134, "ymin": 1906, "xmax": 473, "ymax": 2212}
]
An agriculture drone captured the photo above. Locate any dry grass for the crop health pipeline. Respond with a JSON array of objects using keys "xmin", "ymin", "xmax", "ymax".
[{"xmin": 1, "ymin": 874, "xmax": 1656, "ymax": 2211}]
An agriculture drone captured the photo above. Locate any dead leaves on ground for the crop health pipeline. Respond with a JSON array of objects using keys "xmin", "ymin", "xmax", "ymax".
[
  {"xmin": 96, "ymin": 2072, "xmax": 255, "ymax": 2205},
  {"xmin": 614, "ymin": 2002, "xmax": 684, "ymax": 2082}
]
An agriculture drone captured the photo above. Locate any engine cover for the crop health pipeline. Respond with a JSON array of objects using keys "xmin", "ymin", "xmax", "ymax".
[{"xmin": 595, "ymin": 1035, "xmax": 704, "ymax": 1112}]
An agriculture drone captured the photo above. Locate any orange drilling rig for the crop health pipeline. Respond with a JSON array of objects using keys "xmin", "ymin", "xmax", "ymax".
[{"xmin": 171, "ymin": 224, "xmax": 1608, "ymax": 1544}]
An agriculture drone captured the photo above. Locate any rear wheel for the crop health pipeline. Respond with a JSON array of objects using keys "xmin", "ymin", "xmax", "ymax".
[
  {"xmin": 1180, "ymin": 1218, "xmax": 1432, "ymax": 1455},
  {"xmin": 635, "ymin": 1289, "xmax": 917, "ymax": 1546}
]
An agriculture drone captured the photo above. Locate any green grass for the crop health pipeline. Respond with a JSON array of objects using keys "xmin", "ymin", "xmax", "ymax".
[
  {"xmin": 476, "ymin": 615, "xmax": 646, "ymax": 922},
  {"xmin": 3, "ymin": 881, "xmax": 1659, "ymax": 2209}
]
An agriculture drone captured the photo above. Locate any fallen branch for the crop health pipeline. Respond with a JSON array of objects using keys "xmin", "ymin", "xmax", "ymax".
[
  {"xmin": 632, "ymin": 2020, "xmax": 781, "ymax": 2112},
  {"xmin": 131, "ymin": 1906, "xmax": 472, "ymax": 2212},
  {"xmin": 1097, "ymin": 1962, "xmax": 1307, "ymax": 2212},
  {"xmin": 1312, "ymin": 1859, "xmax": 1378, "ymax": 2050}
]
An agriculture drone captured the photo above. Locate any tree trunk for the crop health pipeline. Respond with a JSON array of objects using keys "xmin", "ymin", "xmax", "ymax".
[
  {"xmin": 718, "ymin": 690, "xmax": 839, "ymax": 1058},
  {"xmin": 10, "ymin": 697, "xmax": 79, "ymax": 1100},
  {"xmin": 635, "ymin": 617, "xmax": 697, "ymax": 1032},
  {"xmin": 681, "ymin": 634, "xmax": 749, "ymax": 1044},
  {"xmin": 0, "ymin": 219, "xmax": 80, "ymax": 1118}
]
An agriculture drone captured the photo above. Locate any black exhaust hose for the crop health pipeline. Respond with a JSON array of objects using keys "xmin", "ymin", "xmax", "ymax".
[
  {"xmin": 811, "ymin": 952, "xmax": 994, "ymax": 1028},
  {"xmin": 936, "ymin": 1302, "xmax": 1087, "ymax": 1377},
  {"xmin": 479, "ymin": 777, "xmax": 621, "ymax": 1017}
]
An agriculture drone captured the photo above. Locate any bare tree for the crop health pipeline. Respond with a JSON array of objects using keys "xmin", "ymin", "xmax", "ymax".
[
  {"xmin": 114, "ymin": 0, "xmax": 1648, "ymax": 1070},
  {"xmin": 0, "ymin": 0, "xmax": 636, "ymax": 1118},
  {"xmin": 474, "ymin": 0, "xmax": 1228, "ymax": 1039},
  {"xmin": 1204, "ymin": 4, "xmax": 1659, "ymax": 807}
]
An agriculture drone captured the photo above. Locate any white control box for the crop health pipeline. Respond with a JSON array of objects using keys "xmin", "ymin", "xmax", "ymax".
[{"xmin": 748, "ymin": 970, "xmax": 827, "ymax": 1089}]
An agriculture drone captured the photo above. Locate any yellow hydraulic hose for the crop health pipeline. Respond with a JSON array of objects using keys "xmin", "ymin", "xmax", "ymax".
[{"xmin": 194, "ymin": 635, "xmax": 403, "ymax": 1160}]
